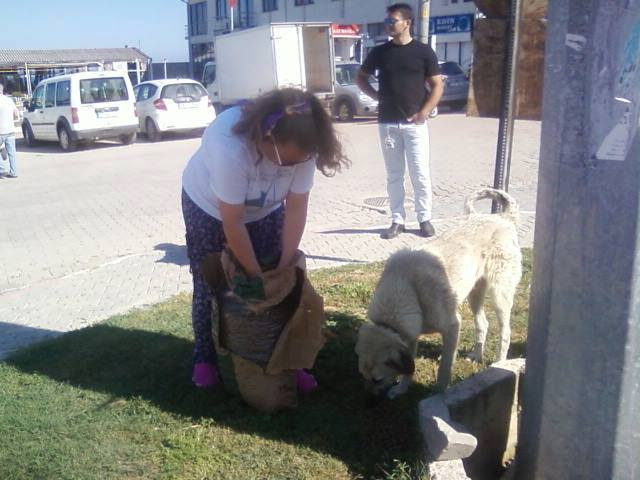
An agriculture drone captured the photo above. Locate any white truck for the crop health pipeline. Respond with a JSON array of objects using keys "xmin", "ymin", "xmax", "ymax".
[{"xmin": 202, "ymin": 23, "xmax": 335, "ymax": 110}]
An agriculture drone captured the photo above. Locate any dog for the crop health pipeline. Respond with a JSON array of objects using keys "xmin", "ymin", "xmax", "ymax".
[{"xmin": 355, "ymin": 188, "xmax": 522, "ymax": 399}]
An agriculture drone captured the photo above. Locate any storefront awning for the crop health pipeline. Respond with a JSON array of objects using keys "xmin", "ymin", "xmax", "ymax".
[{"xmin": 331, "ymin": 24, "xmax": 361, "ymax": 39}]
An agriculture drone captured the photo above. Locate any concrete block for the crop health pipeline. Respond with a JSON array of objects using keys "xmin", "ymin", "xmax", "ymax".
[
  {"xmin": 420, "ymin": 395, "xmax": 478, "ymax": 461},
  {"xmin": 427, "ymin": 459, "xmax": 472, "ymax": 480},
  {"xmin": 420, "ymin": 359, "xmax": 525, "ymax": 480}
]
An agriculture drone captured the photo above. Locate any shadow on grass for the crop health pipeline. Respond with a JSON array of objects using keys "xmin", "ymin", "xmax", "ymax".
[{"xmin": 6, "ymin": 312, "xmax": 433, "ymax": 479}]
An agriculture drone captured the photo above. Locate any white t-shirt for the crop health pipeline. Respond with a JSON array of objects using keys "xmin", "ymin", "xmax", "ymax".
[
  {"xmin": 0, "ymin": 95, "xmax": 17, "ymax": 135},
  {"xmin": 182, "ymin": 107, "xmax": 316, "ymax": 223}
]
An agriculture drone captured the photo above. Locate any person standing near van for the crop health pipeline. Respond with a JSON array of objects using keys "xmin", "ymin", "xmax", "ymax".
[
  {"xmin": 0, "ymin": 84, "xmax": 19, "ymax": 178},
  {"xmin": 357, "ymin": 3, "xmax": 443, "ymax": 239}
]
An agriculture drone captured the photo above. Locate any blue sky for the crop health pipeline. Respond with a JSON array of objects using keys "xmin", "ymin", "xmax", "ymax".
[{"xmin": 0, "ymin": 0, "xmax": 190, "ymax": 62}]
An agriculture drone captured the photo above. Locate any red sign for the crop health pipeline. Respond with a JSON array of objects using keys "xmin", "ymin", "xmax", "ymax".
[
  {"xmin": 331, "ymin": 24, "xmax": 360, "ymax": 38},
  {"xmin": 228, "ymin": 0, "xmax": 237, "ymax": 7}
]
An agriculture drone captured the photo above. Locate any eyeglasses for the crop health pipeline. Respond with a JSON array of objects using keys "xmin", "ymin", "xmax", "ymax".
[
  {"xmin": 271, "ymin": 136, "xmax": 316, "ymax": 166},
  {"xmin": 384, "ymin": 17, "xmax": 403, "ymax": 26}
]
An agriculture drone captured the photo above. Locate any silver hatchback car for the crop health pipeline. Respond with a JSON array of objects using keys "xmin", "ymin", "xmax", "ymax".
[
  {"xmin": 333, "ymin": 62, "xmax": 379, "ymax": 122},
  {"xmin": 439, "ymin": 61, "xmax": 469, "ymax": 110}
]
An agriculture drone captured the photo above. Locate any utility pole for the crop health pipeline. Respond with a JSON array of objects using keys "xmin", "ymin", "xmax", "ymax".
[
  {"xmin": 229, "ymin": 0, "xmax": 237, "ymax": 32},
  {"xmin": 516, "ymin": 0, "xmax": 640, "ymax": 478},
  {"xmin": 417, "ymin": 0, "xmax": 430, "ymax": 45}
]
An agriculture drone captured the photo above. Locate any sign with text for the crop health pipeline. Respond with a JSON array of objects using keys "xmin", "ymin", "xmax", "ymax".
[
  {"xmin": 331, "ymin": 24, "xmax": 360, "ymax": 38},
  {"xmin": 228, "ymin": 0, "xmax": 237, "ymax": 7},
  {"xmin": 429, "ymin": 14, "xmax": 474, "ymax": 35}
]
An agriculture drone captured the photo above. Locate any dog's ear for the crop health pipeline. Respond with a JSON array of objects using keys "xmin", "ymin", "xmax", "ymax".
[{"xmin": 385, "ymin": 350, "xmax": 415, "ymax": 375}]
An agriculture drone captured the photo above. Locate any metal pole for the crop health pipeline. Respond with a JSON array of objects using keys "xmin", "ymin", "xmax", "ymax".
[
  {"xmin": 230, "ymin": 7, "xmax": 234, "ymax": 32},
  {"xmin": 163, "ymin": 58, "xmax": 168, "ymax": 79},
  {"xmin": 24, "ymin": 63, "xmax": 31, "ymax": 97},
  {"xmin": 516, "ymin": 0, "xmax": 640, "ymax": 477},
  {"xmin": 491, "ymin": 0, "xmax": 522, "ymax": 212},
  {"xmin": 417, "ymin": 0, "xmax": 430, "ymax": 45}
]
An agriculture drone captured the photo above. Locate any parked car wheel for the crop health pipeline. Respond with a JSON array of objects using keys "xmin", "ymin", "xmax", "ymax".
[
  {"xmin": 336, "ymin": 99, "xmax": 355, "ymax": 122},
  {"xmin": 146, "ymin": 118, "xmax": 162, "ymax": 142},
  {"xmin": 22, "ymin": 122, "xmax": 36, "ymax": 147},
  {"xmin": 120, "ymin": 132, "xmax": 137, "ymax": 145},
  {"xmin": 58, "ymin": 124, "xmax": 77, "ymax": 152}
]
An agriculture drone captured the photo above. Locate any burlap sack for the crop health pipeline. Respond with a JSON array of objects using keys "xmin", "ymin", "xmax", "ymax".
[
  {"xmin": 201, "ymin": 249, "xmax": 325, "ymax": 410},
  {"xmin": 231, "ymin": 354, "xmax": 297, "ymax": 412}
]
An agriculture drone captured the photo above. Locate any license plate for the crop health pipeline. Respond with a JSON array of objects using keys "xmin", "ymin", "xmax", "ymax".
[
  {"xmin": 97, "ymin": 111, "xmax": 117, "ymax": 118},
  {"xmin": 178, "ymin": 103, "xmax": 197, "ymax": 109}
]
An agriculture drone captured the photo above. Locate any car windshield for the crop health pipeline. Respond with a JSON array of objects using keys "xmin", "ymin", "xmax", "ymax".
[
  {"xmin": 440, "ymin": 62, "xmax": 465, "ymax": 76},
  {"xmin": 161, "ymin": 83, "xmax": 207, "ymax": 100},
  {"xmin": 79, "ymin": 77, "xmax": 129, "ymax": 104}
]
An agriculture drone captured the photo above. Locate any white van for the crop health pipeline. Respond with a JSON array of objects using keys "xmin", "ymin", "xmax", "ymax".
[{"xmin": 22, "ymin": 72, "xmax": 138, "ymax": 151}]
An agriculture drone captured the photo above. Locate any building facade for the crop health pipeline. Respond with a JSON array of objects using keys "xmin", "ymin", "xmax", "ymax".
[{"xmin": 186, "ymin": 0, "xmax": 476, "ymax": 81}]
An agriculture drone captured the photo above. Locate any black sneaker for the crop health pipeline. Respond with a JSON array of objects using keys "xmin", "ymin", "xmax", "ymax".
[
  {"xmin": 5, "ymin": 174, "xmax": 17, "ymax": 179},
  {"xmin": 419, "ymin": 221, "xmax": 436, "ymax": 238},
  {"xmin": 382, "ymin": 223, "xmax": 404, "ymax": 239}
]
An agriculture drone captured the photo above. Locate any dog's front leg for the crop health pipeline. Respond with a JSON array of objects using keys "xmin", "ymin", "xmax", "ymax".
[
  {"xmin": 387, "ymin": 341, "xmax": 418, "ymax": 399},
  {"xmin": 435, "ymin": 320, "xmax": 461, "ymax": 390}
]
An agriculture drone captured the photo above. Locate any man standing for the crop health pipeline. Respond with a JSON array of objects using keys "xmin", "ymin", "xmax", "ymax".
[
  {"xmin": 0, "ymin": 84, "xmax": 19, "ymax": 179},
  {"xmin": 357, "ymin": 3, "xmax": 443, "ymax": 238}
]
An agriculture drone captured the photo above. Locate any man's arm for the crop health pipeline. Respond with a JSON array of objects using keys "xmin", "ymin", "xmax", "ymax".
[
  {"xmin": 356, "ymin": 69, "xmax": 379, "ymax": 101},
  {"xmin": 407, "ymin": 74, "xmax": 444, "ymax": 124}
]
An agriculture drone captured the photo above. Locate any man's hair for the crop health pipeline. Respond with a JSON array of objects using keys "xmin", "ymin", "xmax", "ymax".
[{"xmin": 387, "ymin": 3, "xmax": 414, "ymax": 23}]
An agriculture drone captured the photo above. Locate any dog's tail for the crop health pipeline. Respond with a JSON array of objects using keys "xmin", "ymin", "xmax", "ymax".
[{"xmin": 464, "ymin": 188, "xmax": 519, "ymax": 223}]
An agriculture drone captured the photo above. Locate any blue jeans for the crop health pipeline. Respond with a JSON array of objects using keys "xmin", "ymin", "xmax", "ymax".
[
  {"xmin": 378, "ymin": 122, "xmax": 432, "ymax": 224},
  {"xmin": 0, "ymin": 133, "xmax": 17, "ymax": 176}
]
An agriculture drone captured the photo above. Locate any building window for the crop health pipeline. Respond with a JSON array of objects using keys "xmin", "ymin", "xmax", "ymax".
[
  {"xmin": 191, "ymin": 42, "xmax": 215, "ymax": 82},
  {"xmin": 263, "ymin": 0, "xmax": 277, "ymax": 11},
  {"xmin": 189, "ymin": 2, "xmax": 207, "ymax": 36},
  {"xmin": 294, "ymin": 0, "xmax": 314, "ymax": 5},
  {"xmin": 216, "ymin": 0, "xmax": 228, "ymax": 19}
]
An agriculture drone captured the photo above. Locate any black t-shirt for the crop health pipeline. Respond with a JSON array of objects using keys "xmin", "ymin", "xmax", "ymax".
[{"xmin": 361, "ymin": 40, "xmax": 441, "ymax": 123}]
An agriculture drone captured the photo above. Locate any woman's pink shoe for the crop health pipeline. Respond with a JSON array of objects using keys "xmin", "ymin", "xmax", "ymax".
[
  {"xmin": 192, "ymin": 363, "xmax": 221, "ymax": 389},
  {"xmin": 295, "ymin": 369, "xmax": 318, "ymax": 394}
]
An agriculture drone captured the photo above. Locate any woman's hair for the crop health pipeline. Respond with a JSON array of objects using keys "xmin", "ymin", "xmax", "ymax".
[{"xmin": 232, "ymin": 88, "xmax": 350, "ymax": 176}]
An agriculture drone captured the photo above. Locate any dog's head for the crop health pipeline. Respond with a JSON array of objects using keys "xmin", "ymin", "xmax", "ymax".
[{"xmin": 355, "ymin": 322, "xmax": 415, "ymax": 398}]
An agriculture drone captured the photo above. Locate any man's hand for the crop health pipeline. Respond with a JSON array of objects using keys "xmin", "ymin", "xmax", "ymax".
[
  {"xmin": 356, "ymin": 70, "xmax": 379, "ymax": 101},
  {"xmin": 407, "ymin": 110, "xmax": 429, "ymax": 124}
]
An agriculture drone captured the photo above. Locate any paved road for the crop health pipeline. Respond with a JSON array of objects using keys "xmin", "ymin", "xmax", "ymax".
[{"xmin": 0, "ymin": 113, "xmax": 541, "ymax": 358}]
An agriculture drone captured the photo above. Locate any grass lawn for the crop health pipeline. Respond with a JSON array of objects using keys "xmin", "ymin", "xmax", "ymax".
[{"xmin": 0, "ymin": 250, "xmax": 531, "ymax": 480}]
